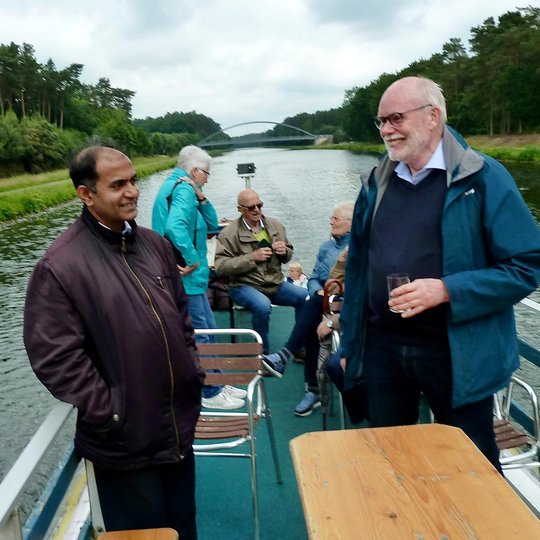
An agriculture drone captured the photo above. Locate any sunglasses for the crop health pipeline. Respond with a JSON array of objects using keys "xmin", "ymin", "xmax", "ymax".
[{"xmin": 239, "ymin": 202, "xmax": 264, "ymax": 211}]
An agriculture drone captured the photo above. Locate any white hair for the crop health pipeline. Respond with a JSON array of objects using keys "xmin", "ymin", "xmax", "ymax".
[
  {"xmin": 334, "ymin": 201, "xmax": 355, "ymax": 220},
  {"xmin": 177, "ymin": 145, "xmax": 211, "ymax": 171}
]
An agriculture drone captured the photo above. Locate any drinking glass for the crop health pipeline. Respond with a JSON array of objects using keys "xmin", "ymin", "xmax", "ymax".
[{"xmin": 387, "ymin": 273, "xmax": 410, "ymax": 313}]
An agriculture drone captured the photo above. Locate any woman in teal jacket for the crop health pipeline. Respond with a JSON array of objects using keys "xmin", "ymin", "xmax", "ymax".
[{"xmin": 152, "ymin": 146, "xmax": 246, "ymax": 409}]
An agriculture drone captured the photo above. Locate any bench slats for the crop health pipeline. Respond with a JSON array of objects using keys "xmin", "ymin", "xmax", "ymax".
[{"xmin": 494, "ymin": 419, "xmax": 531, "ymax": 450}]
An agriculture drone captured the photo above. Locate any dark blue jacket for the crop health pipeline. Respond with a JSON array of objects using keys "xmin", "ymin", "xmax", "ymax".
[{"xmin": 341, "ymin": 126, "xmax": 540, "ymax": 407}]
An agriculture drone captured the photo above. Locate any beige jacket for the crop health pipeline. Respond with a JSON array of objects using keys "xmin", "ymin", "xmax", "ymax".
[{"xmin": 214, "ymin": 215, "xmax": 293, "ymax": 295}]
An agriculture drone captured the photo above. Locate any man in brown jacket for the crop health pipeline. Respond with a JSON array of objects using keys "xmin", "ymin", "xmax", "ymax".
[
  {"xmin": 214, "ymin": 188, "xmax": 308, "ymax": 353},
  {"xmin": 24, "ymin": 145, "xmax": 202, "ymax": 539}
]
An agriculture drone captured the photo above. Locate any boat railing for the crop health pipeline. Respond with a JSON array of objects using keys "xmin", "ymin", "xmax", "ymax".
[
  {"xmin": 1, "ymin": 298, "xmax": 540, "ymax": 539},
  {"xmin": 0, "ymin": 401, "xmax": 76, "ymax": 540},
  {"xmin": 514, "ymin": 297, "xmax": 540, "ymax": 436}
]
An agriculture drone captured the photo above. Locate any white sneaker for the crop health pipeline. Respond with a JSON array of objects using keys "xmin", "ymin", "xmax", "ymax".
[
  {"xmin": 223, "ymin": 385, "xmax": 248, "ymax": 399},
  {"xmin": 202, "ymin": 389, "xmax": 245, "ymax": 410}
]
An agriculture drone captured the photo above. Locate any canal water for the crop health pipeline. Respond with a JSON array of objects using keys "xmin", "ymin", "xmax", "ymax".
[{"xmin": 1, "ymin": 147, "xmax": 540, "ymax": 495}]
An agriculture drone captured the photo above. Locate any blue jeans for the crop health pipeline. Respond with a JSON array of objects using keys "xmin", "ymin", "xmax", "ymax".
[
  {"xmin": 187, "ymin": 293, "xmax": 221, "ymax": 399},
  {"xmin": 229, "ymin": 282, "xmax": 308, "ymax": 353},
  {"xmin": 363, "ymin": 329, "xmax": 501, "ymax": 471}
]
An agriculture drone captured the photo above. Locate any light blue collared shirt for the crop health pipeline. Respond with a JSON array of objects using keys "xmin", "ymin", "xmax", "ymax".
[{"xmin": 395, "ymin": 139, "xmax": 446, "ymax": 185}]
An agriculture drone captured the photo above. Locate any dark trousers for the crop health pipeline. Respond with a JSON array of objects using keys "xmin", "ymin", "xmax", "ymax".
[
  {"xmin": 286, "ymin": 293, "xmax": 324, "ymax": 390},
  {"xmin": 364, "ymin": 331, "xmax": 501, "ymax": 472},
  {"xmin": 92, "ymin": 451, "xmax": 197, "ymax": 539}
]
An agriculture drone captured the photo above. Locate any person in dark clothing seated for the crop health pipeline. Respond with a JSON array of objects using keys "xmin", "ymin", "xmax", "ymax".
[{"xmin": 263, "ymin": 201, "xmax": 353, "ymax": 416}]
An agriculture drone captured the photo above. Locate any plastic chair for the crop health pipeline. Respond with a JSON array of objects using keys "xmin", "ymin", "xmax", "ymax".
[
  {"xmin": 98, "ymin": 528, "xmax": 178, "ymax": 539},
  {"xmin": 493, "ymin": 374, "xmax": 540, "ymax": 470},
  {"xmin": 193, "ymin": 328, "xmax": 282, "ymax": 540}
]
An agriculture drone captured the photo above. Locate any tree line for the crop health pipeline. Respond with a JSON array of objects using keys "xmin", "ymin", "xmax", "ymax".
[
  {"xmin": 0, "ymin": 43, "xmax": 220, "ymax": 175},
  {"xmin": 1, "ymin": 6, "xmax": 539, "ymax": 176},
  {"xmin": 280, "ymin": 7, "xmax": 540, "ymax": 143}
]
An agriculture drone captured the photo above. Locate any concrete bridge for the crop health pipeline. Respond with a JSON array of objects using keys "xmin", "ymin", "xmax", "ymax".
[{"xmin": 198, "ymin": 121, "xmax": 331, "ymax": 148}]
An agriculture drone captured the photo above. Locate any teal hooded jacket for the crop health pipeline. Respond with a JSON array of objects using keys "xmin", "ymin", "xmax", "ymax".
[
  {"xmin": 152, "ymin": 167, "xmax": 219, "ymax": 295},
  {"xmin": 340, "ymin": 126, "xmax": 540, "ymax": 407}
]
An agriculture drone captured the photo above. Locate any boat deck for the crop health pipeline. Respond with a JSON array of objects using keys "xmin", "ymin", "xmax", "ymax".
[
  {"xmin": 197, "ymin": 307, "xmax": 352, "ymax": 540},
  {"xmin": 2, "ymin": 304, "xmax": 539, "ymax": 540}
]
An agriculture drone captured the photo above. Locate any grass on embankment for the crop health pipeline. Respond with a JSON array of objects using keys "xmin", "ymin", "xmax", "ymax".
[
  {"xmin": 2, "ymin": 137, "xmax": 539, "ymax": 223},
  {"xmin": 0, "ymin": 155, "xmax": 176, "ymax": 222}
]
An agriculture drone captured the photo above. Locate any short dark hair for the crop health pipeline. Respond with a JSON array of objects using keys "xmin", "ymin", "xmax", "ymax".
[
  {"xmin": 69, "ymin": 139, "xmax": 125, "ymax": 191},
  {"xmin": 69, "ymin": 145, "xmax": 103, "ymax": 192}
]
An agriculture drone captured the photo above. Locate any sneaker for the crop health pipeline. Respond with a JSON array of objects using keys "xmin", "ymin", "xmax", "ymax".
[
  {"xmin": 294, "ymin": 391, "xmax": 321, "ymax": 417},
  {"xmin": 202, "ymin": 390, "xmax": 245, "ymax": 410},
  {"xmin": 222, "ymin": 385, "xmax": 248, "ymax": 399},
  {"xmin": 262, "ymin": 353, "xmax": 287, "ymax": 378}
]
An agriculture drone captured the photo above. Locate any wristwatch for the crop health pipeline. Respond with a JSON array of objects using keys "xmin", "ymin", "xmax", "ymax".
[{"xmin": 326, "ymin": 319, "xmax": 334, "ymax": 329}]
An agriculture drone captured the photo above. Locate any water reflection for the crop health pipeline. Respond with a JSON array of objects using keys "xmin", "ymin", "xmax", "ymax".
[{"xmin": 506, "ymin": 161, "xmax": 540, "ymax": 221}]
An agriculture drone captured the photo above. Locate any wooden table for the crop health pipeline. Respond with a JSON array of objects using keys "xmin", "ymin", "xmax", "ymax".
[{"xmin": 290, "ymin": 424, "xmax": 540, "ymax": 539}]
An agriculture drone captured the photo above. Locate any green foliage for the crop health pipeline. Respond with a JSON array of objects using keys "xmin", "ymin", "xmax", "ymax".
[
  {"xmin": 149, "ymin": 132, "xmax": 199, "ymax": 155},
  {"xmin": 0, "ymin": 180, "xmax": 74, "ymax": 220},
  {"xmin": 342, "ymin": 7, "xmax": 540, "ymax": 141},
  {"xmin": 133, "ymin": 111, "xmax": 221, "ymax": 139},
  {"xmin": 21, "ymin": 116, "xmax": 67, "ymax": 172},
  {"xmin": 0, "ymin": 155, "xmax": 176, "ymax": 221},
  {"xmin": 0, "ymin": 111, "xmax": 25, "ymax": 160},
  {"xmin": 270, "ymin": 109, "xmax": 345, "ymax": 141}
]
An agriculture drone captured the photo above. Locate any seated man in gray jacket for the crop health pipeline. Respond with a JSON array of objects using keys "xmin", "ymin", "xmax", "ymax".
[{"xmin": 214, "ymin": 188, "xmax": 308, "ymax": 354}]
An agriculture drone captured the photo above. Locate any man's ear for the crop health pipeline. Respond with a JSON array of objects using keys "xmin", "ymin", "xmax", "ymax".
[
  {"xmin": 429, "ymin": 106, "xmax": 442, "ymax": 130},
  {"xmin": 76, "ymin": 185, "xmax": 93, "ymax": 206}
]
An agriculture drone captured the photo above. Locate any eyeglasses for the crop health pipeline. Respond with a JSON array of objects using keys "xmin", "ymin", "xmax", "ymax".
[
  {"xmin": 239, "ymin": 202, "xmax": 263, "ymax": 211},
  {"xmin": 198, "ymin": 168, "xmax": 210, "ymax": 176},
  {"xmin": 373, "ymin": 104, "xmax": 432, "ymax": 130}
]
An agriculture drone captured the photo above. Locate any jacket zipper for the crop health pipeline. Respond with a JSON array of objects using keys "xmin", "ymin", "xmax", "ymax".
[{"xmin": 120, "ymin": 237, "xmax": 184, "ymax": 457}]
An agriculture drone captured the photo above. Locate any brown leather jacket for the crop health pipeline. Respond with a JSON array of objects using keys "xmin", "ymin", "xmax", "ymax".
[{"xmin": 24, "ymin": 207, "xmax": 204, "ymax": 469}]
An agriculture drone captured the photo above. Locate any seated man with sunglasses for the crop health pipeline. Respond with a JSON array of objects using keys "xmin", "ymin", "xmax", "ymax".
[{"xmin": 214, "ymin": 188, "xmax": 308, "ymax": 354}]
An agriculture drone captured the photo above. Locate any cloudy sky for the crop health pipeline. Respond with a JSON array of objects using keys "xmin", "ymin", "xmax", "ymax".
[{"xmin": 0, "ymin": 0, "xmax": 531, "ymax": 133}]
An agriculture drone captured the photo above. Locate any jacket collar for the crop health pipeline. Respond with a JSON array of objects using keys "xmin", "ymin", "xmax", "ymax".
[
  {"xmin": 442, "ymin": 125, "xmax": 484, "ymax": 184},
  {"xmin": 81, "ymin": 205, "xmax": 137, "ymax": 246},
  {"xmin": 332, "ymin": 232, "xmax": 350, "ymax": 247}
]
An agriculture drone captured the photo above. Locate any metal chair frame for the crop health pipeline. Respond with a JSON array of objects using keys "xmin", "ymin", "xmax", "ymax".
[
  {"xmin": 494, "ymin": 374, "xmax": 540, "ymax": 470},
  {"xmin": 193, "ymin": 328, "xmax": 282, "ymax": 540}
]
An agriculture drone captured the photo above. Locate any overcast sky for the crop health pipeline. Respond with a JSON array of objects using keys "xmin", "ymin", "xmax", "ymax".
[{"xmin": 0, "ymin": 0, "xmax": 532, "ymax": 134}]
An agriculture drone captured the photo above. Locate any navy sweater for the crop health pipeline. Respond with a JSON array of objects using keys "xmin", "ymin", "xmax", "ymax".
[{"xmin": 367, "ymin": 169, "xmax": 449, "ymax": 344}]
